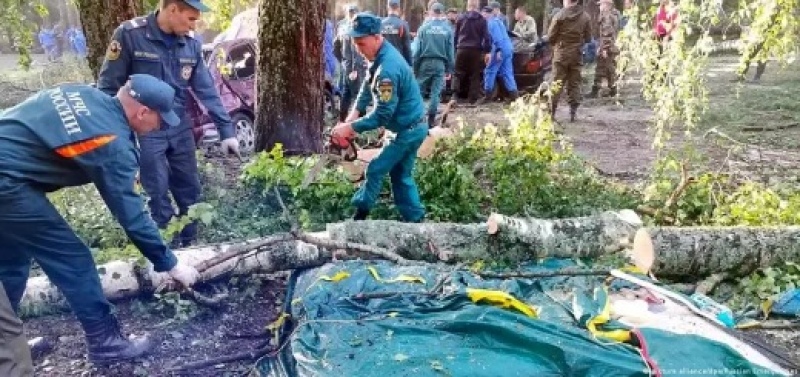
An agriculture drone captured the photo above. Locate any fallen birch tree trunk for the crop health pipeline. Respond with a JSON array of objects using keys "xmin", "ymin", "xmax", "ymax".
[
  {"xmin": 20, "ymin": 210, "xmax": 800, "ymax": 315},
  {"xmin": 327, "ymin": 210, "xmax": 800, "ymax": 278},
  {"xmin": 326, "ymin": 210, "xmax": 644, "ymax": 263}
]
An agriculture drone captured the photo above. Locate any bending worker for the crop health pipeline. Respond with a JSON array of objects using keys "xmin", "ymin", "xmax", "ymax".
[
  {"xmin": 97, "ymin": 0, "xmax": 240, "ymax": 248},
  {"xmin": 332, "ymin": 13, "xmax": 429, "ymax": 223},
  {"xmin": 0, "ymin": 74, "xmax": 200, "ymax": 364},
  {"xmin": 476, "ymin": 5, "xmax": 518, "ymax": 104}
]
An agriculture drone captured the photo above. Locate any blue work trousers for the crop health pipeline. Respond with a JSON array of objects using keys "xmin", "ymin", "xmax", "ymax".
[
  {"xmin": 0, "ymin": 176, "xmax": 112, "ymax": 329},
  {"xmin": 484, "ymin": 49, "xmax": 517, "ymax": 93},
  {"xmin": 416, "ymin": 58, "xmax": 446, "ymax": 116},
  {"xmin": 338, "ymin": 67, "xmax": 365, "ymax": 120},
  {"xmin": 137, "ymin": 119, "xmax": 200, "ymax": 247},
  {"xmin": 352, "ymin": 123, "xmax": 428, "ymax": 222}
]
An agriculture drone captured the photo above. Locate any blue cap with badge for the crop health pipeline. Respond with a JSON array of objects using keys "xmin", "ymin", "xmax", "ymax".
[
  {"xmin": 182, "ymin": 0, "xmax": 210, "ymax": 12},
  {"xmin": 127, "ymin": 74, "xmax": 180, "ymax": 127},
  {"xmin": 348, "ymin": 13, "xmax": 383, "ymax": 38},
  {"xmin": 430, "ymin": 2, "xmax": 445, "ymax": 13}
]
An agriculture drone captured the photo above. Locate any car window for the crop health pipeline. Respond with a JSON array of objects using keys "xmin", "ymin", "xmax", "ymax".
[{"xmin": 227, "ymin": 43, "xmax": 256, "ymax": 80}]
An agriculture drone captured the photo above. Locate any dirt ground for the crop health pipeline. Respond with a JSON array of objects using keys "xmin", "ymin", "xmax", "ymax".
[
  {"xmin": 23, "ymin": 278, "xmax": 287, "ymax": 376},
  {"xmin": 3, "ymin": 54, "xmax": 800, "ymax": 374}
]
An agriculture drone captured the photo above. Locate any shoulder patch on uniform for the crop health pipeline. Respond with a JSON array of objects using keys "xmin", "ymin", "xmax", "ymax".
[
  {"xmin": 122, "ymin": 16, "xmax": 148, "ymax": 30},
  {"xmin": 378, "ymin": 78, "xmax": 393, "ymax": 103},
  {"xmin": 106, "ymin": 39, "xmax": 122, "ymax": 61}
]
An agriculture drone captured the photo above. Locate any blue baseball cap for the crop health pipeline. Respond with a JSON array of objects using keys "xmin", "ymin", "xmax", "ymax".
[
  {"xmin": 127, "ymin": 74, "xmax": 180, "ymax": 127},
  {"xmin": 388, "ymin": 0, "xmax": 400, "ymax": 6},
  {"xmin": 489, "ymin": 1, "xmax": 502, "ymax": 9},
  {"xmin": 349, "ymin": 13, "xmax": 382, "ymax": 38},
  {"xmin": 183, "ymin": 0, "xmax": 210, "ymax": 12},
  {"xmin": 430, "ymin": 2, "xmax": 445, "ymax": 13}
]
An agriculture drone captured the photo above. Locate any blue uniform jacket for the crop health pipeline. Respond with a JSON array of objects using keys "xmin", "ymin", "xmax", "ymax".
[
  {"xmin": 96, "ymin": 13, "xmax": 234, "ymax": 140},
  {"xmin": 488, "ymin": 16, "xmax": 513, "ymax": 55},
  {"xmin": 353, "ymin": 42, "xmax": 425, "ymax": 134},
  {"xmin": 0, "ymin": 85, "xmax": 178, "ymax": 272},
  {"xmin": 414, "ymin": 18, "xmax": 455, "ymax": 74},
  {"xmin": 381, "ymin": 14, "xmax": 413, "ymax": 65},
  {"xmin": 324, "ymin": 19, "xmax": 339, "ymax": 79}
]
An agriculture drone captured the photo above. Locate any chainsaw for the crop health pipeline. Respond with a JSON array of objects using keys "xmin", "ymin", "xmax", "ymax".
[{"xmin": 300, "ymin": 129, "xmax": 361, "ymax": 188}]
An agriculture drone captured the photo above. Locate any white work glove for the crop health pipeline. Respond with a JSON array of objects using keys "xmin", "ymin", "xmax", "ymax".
[
  {"xmin": 220, "ymin": 137, "xmax": 241, "ymax": 157},
  {"xmin": 168, "ymin": 262, "xmax": 200, "ymax": 289}
]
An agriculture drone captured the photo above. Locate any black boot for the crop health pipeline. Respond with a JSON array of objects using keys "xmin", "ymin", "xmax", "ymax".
[
  {"xmin": 353, "ymin": 208, "xmax": 369, "ymax": 221},
  {"xmin": 569, "ymin": 103, "xmax": 579, "ymax": 122},
  {"xmin": 84, "ymin": 315, "xmax": 152, "ymax": 364},
  {"xmin": 507, "ymin": 91, "xmax": 519, "ymax": 102},
  {"xmin": 427, "ymin": 113, "xmax": 437, "ymax": 128},
  {"xmin": 587, "ymin": 85, "xmax": 599, "ymax": 98},
  {"xmin": 607, "ymin": 86, "xmax": 617, "ymax": 97},
  {"xmin": 28, "ymin": 336, "xmax": 55, "ymax": 360},
  {"xmin": 549, "ymin": 103, "xmax": 558, "ymax": 119},
  {"xmin": 474, "ymin": 96, "xmax": 491, "ymax": 106}
]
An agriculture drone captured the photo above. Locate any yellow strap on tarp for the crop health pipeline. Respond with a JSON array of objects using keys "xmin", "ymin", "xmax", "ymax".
[
  {"xmin": 367, "ymin": 266, "xmax": 427, "ymax": 284},
  {"xmin": 320, "ymin": 271, "xmax": 351, "ymax": 282},
  {"xmin": 265, "ymin": 312, "xmax": 291, "ymax": 345},
  {"xmin": 585, "ymin": 285, "xmax": 632, "ymax": 343},
  {"xmin": 466, "ymin": 288, "xmax": 539, "ymax": 318}
]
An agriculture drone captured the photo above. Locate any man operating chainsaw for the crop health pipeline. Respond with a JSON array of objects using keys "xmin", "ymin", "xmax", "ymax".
[{"xmin": 332, "ymin": 12, "xmax": 429, "ymax": 223}]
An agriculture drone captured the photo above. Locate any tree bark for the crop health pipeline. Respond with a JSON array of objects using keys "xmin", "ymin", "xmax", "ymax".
[
  {"xmin": 255, "ymin": 0, "xmax": 325, "ymax": 155},
  {"xmin": 77, "ymin": 0, "xmax": 143, "ymax": 78},
  {"xmin": 327, "ymin": 211, "xmax": 800, "ymax": 278},
  {"xmin": 326, "ymin": 210, "xmax": 643, "ymax": 263}
]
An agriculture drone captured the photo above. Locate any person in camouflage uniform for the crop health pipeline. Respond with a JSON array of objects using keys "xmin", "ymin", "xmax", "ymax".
[
  {"xmin": 513, "ymin": 6, "xmax": 538, "ymax": 44},
  {"xmin": 590, "ymin": 0, "xmax": 620, "ymax": 97},
  {"xmin": 544, "ymin": 0, "xmax": 591, "ymax": 122}
]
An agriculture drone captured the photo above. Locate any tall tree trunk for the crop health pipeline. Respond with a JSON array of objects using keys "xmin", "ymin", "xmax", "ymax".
[
  {"xmin": 77, "ymin": 0, "xmax": 143, "ymax": 78},
  {"xmin": 255, "ymin": 0, "xmax": 325, "ymax": 155}
]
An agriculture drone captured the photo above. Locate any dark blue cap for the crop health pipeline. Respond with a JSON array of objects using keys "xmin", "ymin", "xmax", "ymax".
[
  {"xmin": 349, "ymin": 13, "xmax": 382, "ymax": 37},
  {"xmin": 127, "ymin": 74, "xmax": 180, "ymax": 127},
  {"xmin": 481, "ymin": 6, "xmax": 493, "ymax": 12},
  {"xmin": 182, "ymin": 0, "xmax": 210, "ymax": 12},
  {"xmin": 388, "ymin": 0, "xmax": 400, "ymax": 6},
  {"xmin": 489, "ymin": 1, "xmax": 502, "ymax": 8}
]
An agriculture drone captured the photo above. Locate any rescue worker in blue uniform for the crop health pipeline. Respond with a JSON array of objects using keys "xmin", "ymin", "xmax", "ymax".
[
  {"xmin": 333, "ymin": 13, "xmax": 428, "ymax": 223},
  {"xmin": 97, "ymin": 0, "xmax": 240, "ymax": 248},
  {"xmin": 335, "ymin": 4, "xmax": 368, "ymax": 121},
  {"xmin": 0, "ymin": 74, "xmax": 201, "ymax": 364},
  {"xmin": 476, "ymin": 6, "xmax": 519, "ymax": 104},
  {"xmin": 414, "ymin": 2, "xmax": 455, "ymax": 127},
  {"xmin": 381, "ymin": 0, "xmax": 413, "ymax": 65}
]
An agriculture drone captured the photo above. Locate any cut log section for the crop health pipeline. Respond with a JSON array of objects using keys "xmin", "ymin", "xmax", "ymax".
[{"xmin": 19, "ymin": 240, "xmax": 330, "ymax": 317}]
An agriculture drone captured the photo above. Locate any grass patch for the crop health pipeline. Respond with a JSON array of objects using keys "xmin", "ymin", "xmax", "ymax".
[{"xmin": 700, "ymin": 59, "xmax": 800, "ymax": 150}]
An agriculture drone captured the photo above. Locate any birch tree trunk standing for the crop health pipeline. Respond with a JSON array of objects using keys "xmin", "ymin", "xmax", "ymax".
[
  {"xmin": 255, "ymin": 0, "xmax": 325, "ymax": 155},
  {"xmin": 77, "ymin": 0, "xmax": 145, "ymax": 78}
]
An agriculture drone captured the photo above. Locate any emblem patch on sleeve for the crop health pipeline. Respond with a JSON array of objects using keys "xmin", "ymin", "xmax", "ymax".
[
  {"xmin": 378, "ymin": 78, "xmax": 393, "ymax": 103},
  {"xmin": 106, "ymin": 40, "xmax": 122, "ymax": 61},
  {"xmin": 181, "ymin": 65, "xmax": 193, "ymax": 80}
]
